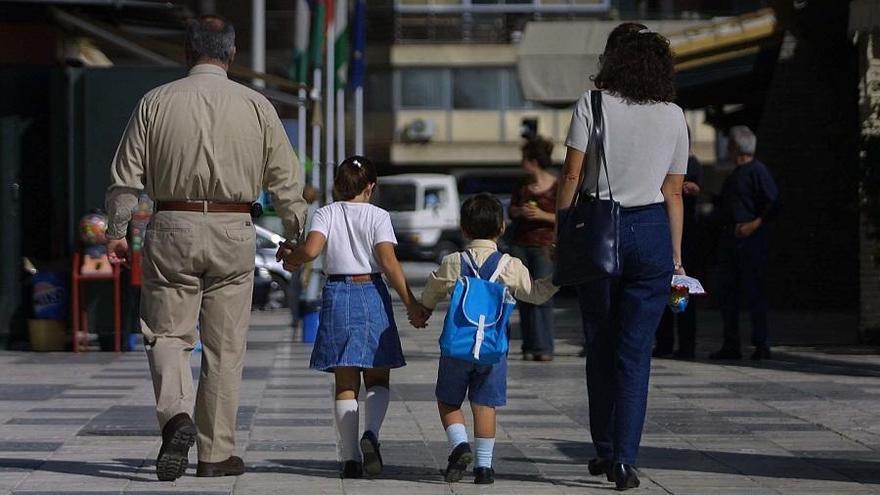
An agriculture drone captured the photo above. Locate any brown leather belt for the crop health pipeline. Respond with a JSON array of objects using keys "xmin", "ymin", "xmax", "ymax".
[
  {"xmin": 327, "ymin": 274, "xmax": 379, "ymax": 283},
  {"xmin": 156, "ymin": 201, "xmax": 252, "ymax": 214}
]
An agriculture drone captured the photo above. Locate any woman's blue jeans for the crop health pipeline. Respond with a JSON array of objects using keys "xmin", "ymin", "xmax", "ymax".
[
  {"xmin": 576, "ymin": 203, "xmax": 673, "ymax": 465},
  {"xmin": 509, "ymin": 245, "xmax": 555, "ymax": 355}
]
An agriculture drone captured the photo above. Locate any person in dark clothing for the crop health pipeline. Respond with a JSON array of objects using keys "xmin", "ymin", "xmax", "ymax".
[
  {"xmin": 710, "ymin": 125, "xmax": 779, "ymax": 361},
  {"xmin": 653, "ymin": 150, "xmax": 703, "ymax": 359}
]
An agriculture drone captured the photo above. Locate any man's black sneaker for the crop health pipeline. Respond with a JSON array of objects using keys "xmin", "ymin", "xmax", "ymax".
[
  {"xmin": 444, "ymin": 442, "xmax": 473, "ymax": 483},
  {"xmin": 473, "ymin": 467, "xmax": 495, "ymax": 485},
  {"xmin": 360, "ymin": 430, "xmax": 383, "ymax": 477},
  {"xmin": 751, "ymin": 346, "xmax": 772, "ymax": 361},
  {"xmin": 709, "ymin": 347, "xmax": 742, "ymax": 360},
  {"xmin": 341, "ymin": 460, "xmax": 363, "ymax": 479}
]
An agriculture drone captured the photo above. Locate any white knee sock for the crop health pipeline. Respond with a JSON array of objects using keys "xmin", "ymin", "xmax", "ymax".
[
  {"xmin": 364, "ymin": 386, "xmax": 390, "ymax": 437},
  {"xmin": 475, "ymin": 437, "xmax": 495, "ymax": 468},
  {"xmin": 334, "ymin": 399, "xmax": 360, "ymax": 461},
  {"xmin": 445, "ymin": 423, "xmax": 469, "ymax": 452}
]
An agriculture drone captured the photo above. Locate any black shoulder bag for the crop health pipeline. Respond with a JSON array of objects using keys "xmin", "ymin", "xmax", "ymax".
[{"xmin": 553, "ymin": 90, "xmax": 621, "ymax": 286}]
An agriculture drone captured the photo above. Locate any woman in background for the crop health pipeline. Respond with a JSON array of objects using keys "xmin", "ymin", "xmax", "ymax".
[{"xmin": 509, "ymin": 137, "xmax": 557, "ymax": 362}]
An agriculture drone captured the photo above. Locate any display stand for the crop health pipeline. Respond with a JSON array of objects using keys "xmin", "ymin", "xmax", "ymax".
[{"xmin": 71, "ymin": 252, "xmax": 121, "ymax": 352}]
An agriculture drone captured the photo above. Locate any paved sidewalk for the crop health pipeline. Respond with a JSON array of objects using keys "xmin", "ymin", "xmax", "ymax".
[{"xmin": 0, "ymin": 306, "xmax": 879, "ymax": 494}]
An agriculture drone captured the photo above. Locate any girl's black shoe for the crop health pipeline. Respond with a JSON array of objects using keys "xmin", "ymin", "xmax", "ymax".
[
  {"xmin": 360, "ymin": 431, "xmax": 383, "ymax": 477},
  {"xmin": 588, "ymin": 457, "xmax": 613, "ymax": 481},
  {"xmin": 473, "ymin": 467, "xmax": 495, "ymax": 484},
  {"xmin": 613, "ymin": 463, "xmax": 640, "ymax": 491},
  {"xmin": 444, "ymin": 442, "xmax": 473, "ymax": 482},
  {"xmin": 341, "ymin": 460, "xmax": 363, "ymax": 479}
]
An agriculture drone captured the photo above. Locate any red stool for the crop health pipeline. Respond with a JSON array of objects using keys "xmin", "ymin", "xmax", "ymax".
[{"xmin": 71, "ymin": 252, "xmax": 122, "ymax": 352}]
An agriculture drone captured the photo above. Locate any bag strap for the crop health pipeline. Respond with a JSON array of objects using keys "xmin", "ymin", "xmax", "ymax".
[
  {"xmin": 571, "ymin": 90, "xmax": 613, "ymax": 208},
  {"xmin": 460, "ymin": 252, "xmax": 479, "ymax": 278},
  {"xmin": 477, "ymin": 252, "xmax": 506, "ymax": 282},
  {"xmin": 590, "ymin": 90, "xmax": 613, "ymax": 201}
]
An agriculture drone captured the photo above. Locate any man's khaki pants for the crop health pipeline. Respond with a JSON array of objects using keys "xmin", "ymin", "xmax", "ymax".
[{"xmin": 140, "ymin": 210, "xmax": 255, "ymax": 463}]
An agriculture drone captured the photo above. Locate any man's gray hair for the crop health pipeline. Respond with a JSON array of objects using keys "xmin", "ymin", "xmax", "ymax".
[
  {"xmin": 186, "ymin": 15, "xmax": 235, "ymax": 64},
  {"xmin": 729, "ymin": 125, "xmax": 757, "ymax": 155}
]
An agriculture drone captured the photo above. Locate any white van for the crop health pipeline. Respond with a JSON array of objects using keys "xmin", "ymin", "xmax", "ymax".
[{"xmin": 375, "ymin": 174, "xmax": 463, "ymax": 263}]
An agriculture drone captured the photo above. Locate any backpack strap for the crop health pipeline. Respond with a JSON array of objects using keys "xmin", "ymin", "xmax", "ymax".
[
  {"xmin": 479, "ymin": 252, "xmax": 510, "ymax": 283},
  {"xmin": 460, "ymin": 252, "xmax": 479, "ymax": 278}
]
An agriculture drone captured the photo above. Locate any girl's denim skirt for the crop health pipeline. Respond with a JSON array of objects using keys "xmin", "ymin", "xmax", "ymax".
[{"xmin": 309, "ymin": 275, "xmax": 407, "ymax": 372}]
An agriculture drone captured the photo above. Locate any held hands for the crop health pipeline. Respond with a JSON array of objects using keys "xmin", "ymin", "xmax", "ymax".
[
  {"xmin": 276, "ymin": 241, "xmax": 299, "ymax": 272},
  {"xmin": 735, "ymin": 218, "xmax": 762, "ymax": 239},
  {"xmin": 106, "ymin": 238, "xmax": 129, "ymax": 264},
  {"xmin": 407, "ymin": 302, "xmax": 431, "ymax": 329}
]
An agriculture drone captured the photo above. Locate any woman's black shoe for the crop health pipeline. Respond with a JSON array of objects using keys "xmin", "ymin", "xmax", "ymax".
[
  {"xmin": 473, "ymin": 467, "xmax": 495, "ymax": 484},
  {"xmin": 587, "ymin": 457, "xmax": 613, "ymax": 480},
  {"xmin": 341, "ymin": 460, "xmax": 363, "ymax": 479},
  {"xmin": 444, "ymin": 442, "xmax": 473, "ymax": 482},
  {"xmin": 751, "ymin": 345, "xmax": 772, "ymax": 361},
  {"xmin": 613, "ymin": 463, "xmax": 640, "ymax": 491}
]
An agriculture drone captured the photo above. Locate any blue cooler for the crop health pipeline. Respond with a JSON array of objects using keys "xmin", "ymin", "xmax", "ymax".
[{"xmin": 32, "ymin": 272, "xmax": 67, "ymax": 320}]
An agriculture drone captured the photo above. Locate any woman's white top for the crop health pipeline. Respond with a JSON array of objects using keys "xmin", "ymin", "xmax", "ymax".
[
  {"xmin": 309, "ymin": 202, "xmax": 398, "ymax": 275},
  {"xmin": 565, "ymin": 91, "xmax": 689, "ymax": 208}
]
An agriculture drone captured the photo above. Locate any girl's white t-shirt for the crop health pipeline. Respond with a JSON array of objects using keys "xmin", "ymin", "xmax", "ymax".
[{"xmin": 309, "ymin": 202, "xmax": 398, "ymax": 275}]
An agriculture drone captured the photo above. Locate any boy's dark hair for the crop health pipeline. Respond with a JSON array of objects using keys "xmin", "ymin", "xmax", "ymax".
[
  {"xmin": 522, "ymin": 136, "xmax": 554, "ymax": 169},
  {"xmin": 334, "ymin": 155, "xmax": 377, "ymax": 201},
  {"xmin": 460, "ymin": 193, "xmax": 504, "ymax": 239}
]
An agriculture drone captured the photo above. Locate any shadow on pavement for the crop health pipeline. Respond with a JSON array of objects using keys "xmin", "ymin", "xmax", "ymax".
[{"xmin": 514, "ymin": 441, "xmax": 880, "ymax": 485}]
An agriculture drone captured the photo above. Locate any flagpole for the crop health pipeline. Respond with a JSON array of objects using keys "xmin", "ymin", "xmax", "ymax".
[
  {"xmin": 335, "ymin": 0, "xmax": 348, "ymax": 161},
  {"xmin": 325, "ymin": 2, "xmax": 336, "ymax": 204},
  {"xmin": 298, "ymin": 89, "xmax": 307, "ymax": 162},
  {"xmin": 352, "ymin": 0, "xmax": 365, "ymax": 156},
  {"xmin": 311, "ymin": 69, "xmax": 322, "ymax": 194},
  {"xmin": 355, "ymin": 86, "xmax": 363, "ymax": 155},
  {"xmin": 251, "ymin": 0, "xmax": 265, "ymax": 88}
]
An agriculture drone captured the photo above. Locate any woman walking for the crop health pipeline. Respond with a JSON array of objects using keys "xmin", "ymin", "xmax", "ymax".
[
  {"xmin": 557, "ymin": 23, "xmax": 687, "ymax": 490},
  {"xmin": 509, "ymin": 137, "xmax": 557, "ymax": 362}
]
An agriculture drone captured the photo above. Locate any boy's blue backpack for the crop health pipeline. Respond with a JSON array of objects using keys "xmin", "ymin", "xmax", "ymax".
[{"xmin": 439, "ymin": 251, "xmax": 516, "ymax": 365}]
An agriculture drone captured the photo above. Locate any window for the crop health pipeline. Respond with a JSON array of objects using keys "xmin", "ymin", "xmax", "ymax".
[
  {"xmin": 375, "ymin": 183, "xmax": 417, "ymax": 212},
  {"xmin": 366, "ymin": 71, "xmax": 392, "ymax": 112},
  {"xmin": 505, "ymin": 68, "xmax": 530, "ymax": 109},
  {"xmin": 423, "ymin": 187, "xmax": 449, "ymax": 210},
  {"xmin": 453, "ymin": 68, "xmax": 500, "ymax": 109},
  {"xmin": 400, "ymin": 69, "xmax": 448, "ymax": 108}
]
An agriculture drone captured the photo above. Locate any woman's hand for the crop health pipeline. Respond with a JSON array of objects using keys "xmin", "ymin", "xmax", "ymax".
[
  {"xmin": 523, "ymin": 205, "xmax": 556, "ymax": 223},
  {"xmin": 407, "ymin": 302, "xmax": 431, "ymax": 328}
]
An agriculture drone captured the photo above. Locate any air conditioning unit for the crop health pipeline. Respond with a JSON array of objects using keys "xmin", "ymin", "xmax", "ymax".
[{"xmin": 403, "ymin": 118, "xmax": 435, "ymax": 143}]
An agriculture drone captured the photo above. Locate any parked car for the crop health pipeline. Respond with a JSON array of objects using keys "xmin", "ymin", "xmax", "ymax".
[
  {"xmin": 252, "ymin": 224, "xmax": 291, "ymax": 310},
  {"xmin": 375, "ymin": 174, "xmax": 463, "ymax": 263}
]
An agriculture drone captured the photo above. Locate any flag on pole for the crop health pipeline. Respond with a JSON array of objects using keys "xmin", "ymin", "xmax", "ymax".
[
  {"xmin": 309, "ymin": 0, "xmax": 327, "ymax": 73},
  {"xmin": 291, "ymin": 0, "xmax": 310, "ymax": 84},
  {"xmin": 351, "ymin": 0, "xmax": 365, "ymax": 90},
  {"xmin": 334, "ymin": 0, "xmax": 349, "ymax": 91},
  {"xmin": 351, "ymin": 0, "xmax": 366, "ymax": 155}
]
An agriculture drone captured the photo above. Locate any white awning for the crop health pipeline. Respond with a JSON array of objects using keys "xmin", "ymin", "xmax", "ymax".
[
  {"xmin": 517, "ymin": 19, "xmax": 702, "ymax": 104},
  {"xmin": 517, "ymin": 11, "xmax": 777, "ymax": 105}
]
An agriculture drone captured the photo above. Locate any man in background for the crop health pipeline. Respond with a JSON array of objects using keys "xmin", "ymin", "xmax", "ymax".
[{"xmin": 710, "ymin": 125, "xmax": 779, "ymax": 361}]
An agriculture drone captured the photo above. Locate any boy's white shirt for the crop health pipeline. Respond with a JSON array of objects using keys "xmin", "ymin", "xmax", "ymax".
[{"xmin": 421, "ymin": 239, "xmax": 559, "ymax": 310}]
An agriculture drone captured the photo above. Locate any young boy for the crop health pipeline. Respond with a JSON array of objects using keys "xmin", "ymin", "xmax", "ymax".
[{"xmin": 418, "ymin": 193, "xmax": 558, "ymax": 485}]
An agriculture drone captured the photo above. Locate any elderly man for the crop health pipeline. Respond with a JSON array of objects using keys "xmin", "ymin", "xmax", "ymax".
[
  {"xmin": 104, "ymin": 16, "xmax": 307, "ymax": 480},
  {"xmin": 710, "ymin": 126, "xmax": 779, "ymax": 361}
]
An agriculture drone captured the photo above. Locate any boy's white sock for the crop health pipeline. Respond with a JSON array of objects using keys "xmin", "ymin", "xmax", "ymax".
[
  {"xmin": 445, "ymin": 423, "xmax": 469, "ymax": 451},
  {"xmin": 364, "ymin": 386, "xmax": 390, "ymax": 437},
  {"xmin": 334, "ymin": 399, "xmax": 360, "ymax": 461},
  {"xmin": 474, "ymin": 437, "xmax": 495, "ymax": 468}
]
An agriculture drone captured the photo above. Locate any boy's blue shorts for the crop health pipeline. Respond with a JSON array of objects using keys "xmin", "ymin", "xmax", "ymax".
[{"xmin": 435, "ymin": 355, "xmax": 507, "ymax": 408}]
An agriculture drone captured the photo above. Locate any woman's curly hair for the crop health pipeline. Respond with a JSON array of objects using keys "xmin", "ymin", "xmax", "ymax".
[
  {"xmin": 522, "ymin": 136, "xmax": 554, "ymax": 170},
  {"xmin": 592, "ymin": 23, "xmax": 676, "ymax": 104}
]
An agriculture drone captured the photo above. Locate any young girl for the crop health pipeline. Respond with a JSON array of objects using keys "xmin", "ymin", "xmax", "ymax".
[{"xmin": 279, "ymin": 156, "xmax": 427, "ymax": 479}]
